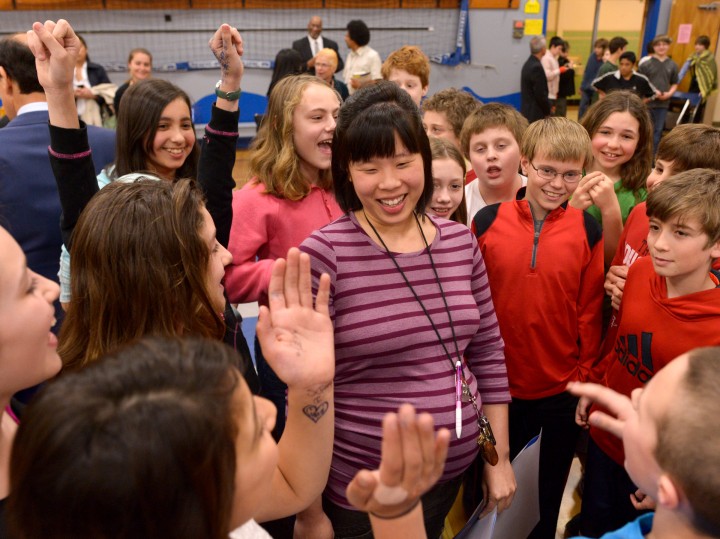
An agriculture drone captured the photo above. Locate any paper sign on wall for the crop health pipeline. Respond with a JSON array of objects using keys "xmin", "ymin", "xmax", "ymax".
[
  {"xmin": 525, "ymin": 0, "xmax": 540, "ymax": 14},
  {"xmin": 525, "ymin": 19, "xmax": 544, "ymax": 36},
  {"xmin": 677, "ymin": 24, "xmax": 692, "ymax": 44}
]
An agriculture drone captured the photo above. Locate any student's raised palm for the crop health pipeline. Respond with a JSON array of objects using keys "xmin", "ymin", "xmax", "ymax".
[{"xmin": 256, "ymin": 248, "xmax": 335, "ymax": 390}]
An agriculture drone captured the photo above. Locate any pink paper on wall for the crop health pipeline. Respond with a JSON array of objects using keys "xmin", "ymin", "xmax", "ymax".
[{"xmin": 677, "ymin": 24, "xmax": 692, "ymax": 44}]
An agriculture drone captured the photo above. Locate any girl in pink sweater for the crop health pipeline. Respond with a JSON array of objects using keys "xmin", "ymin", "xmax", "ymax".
[
  {"xmin": 226, "ymin": 75, "xmax": 343, "ymax": 304},
  {"xmin": 225, "ymin": 74, "xmax": 343, "ymax": 442}
]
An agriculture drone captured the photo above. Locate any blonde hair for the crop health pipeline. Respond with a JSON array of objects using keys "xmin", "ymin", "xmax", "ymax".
[
  {"xmin": 521, "ymin": 116, "xmax": 593, "ymax": 168},
  {"xmin": 316, "ymin": 48, "xmax": 338, "ymax": 70},
  {"xmin": 250, "ymin": 74, "xmax": 339, "ymax": 200}
]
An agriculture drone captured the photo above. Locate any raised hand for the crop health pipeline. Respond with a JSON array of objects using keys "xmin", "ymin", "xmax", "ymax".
[
  {"xmin": 27, "ymin": 19, "xmax": 80, "ymax": 128},
  {"xmin": 27, "ymin": 19, "xmax": 79, "ymax": 94},
  {"xmin": 208, "ymin": 23, "xmax": 244, "ymax": 88},
  {"xmin": 346, "ymin": 404, "xmax": 450, "ymax": 519},
  {"xmin": 255, "ymin": 247, "xmax": 334, "ymax": 390}
]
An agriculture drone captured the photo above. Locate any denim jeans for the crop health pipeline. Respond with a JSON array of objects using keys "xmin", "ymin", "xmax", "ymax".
[
  {"xmin": 649, "ymin": 107, "xmax": 669, "ymax": 154},
  {"xmin": 323, "ymin": 474, "xmax": 464, "ymax": 539},
  {"xmin": 578, "ymin": 89, "xmax": 595, "ymax": 120}
]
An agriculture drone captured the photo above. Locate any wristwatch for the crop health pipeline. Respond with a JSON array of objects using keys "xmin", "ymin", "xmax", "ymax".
[{"xmin": 215, "ymin": 80, "xmax": 242, "ymax": 101}]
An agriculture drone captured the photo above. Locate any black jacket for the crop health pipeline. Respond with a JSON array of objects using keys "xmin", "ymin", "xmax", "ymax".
[
  {"xmin": 558, "ymin": 56, "xmax": 576, "ymax": 98},
  {"xmin": 292, "ymin": 35, "xmax": 344, "ymax": 75},
  {"xmin": 87, "ymin": 61, "xmax": 111, "ymax": 86},
  {"xmin": 521, "ymin": 54, "xmax": 551, "ymax": 123},
  {"xmin": 86, "ymin": 62, "xmax": 112, "ymax": 108}
]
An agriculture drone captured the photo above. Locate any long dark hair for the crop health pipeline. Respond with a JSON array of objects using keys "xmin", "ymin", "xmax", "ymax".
[
  {"xmin": 113, "ymin": 79, "xmax": 199, "ymax": 180},
  {"xmin": 267, "ymin": 48, "xmax": 304, "ymax": 97},
  {"xmin": 59, "ymin": 179, "xmax": 225, "ymax": 372}
]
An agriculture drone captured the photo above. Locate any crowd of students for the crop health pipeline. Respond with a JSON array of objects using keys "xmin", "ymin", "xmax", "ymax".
[{"xmin": 0, "ymin": 14, "xmax": 719, "ymax": 539}]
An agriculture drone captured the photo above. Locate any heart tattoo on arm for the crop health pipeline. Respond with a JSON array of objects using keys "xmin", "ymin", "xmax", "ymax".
[
  {"xmin": 303, "ymin": 401, "xmax": 329, "ymax": 423},
  {"xmin": 302, "ymin": 382, "xmax": 332, "ymax": 423}
]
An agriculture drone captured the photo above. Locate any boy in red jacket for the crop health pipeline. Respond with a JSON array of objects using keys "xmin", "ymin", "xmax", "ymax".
[
  {"xmin": 576, "ymin": 169, "xmax": 720, "ymax": 537},
  {"xmin": 473, "ymin": 117, "xmax": 604, "ymax": 539}
]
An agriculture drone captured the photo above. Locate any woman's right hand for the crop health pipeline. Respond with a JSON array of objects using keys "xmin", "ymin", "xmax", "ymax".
[{"xmin": 26, "ymin": 19, "xmax": 78, "ymax": 94}]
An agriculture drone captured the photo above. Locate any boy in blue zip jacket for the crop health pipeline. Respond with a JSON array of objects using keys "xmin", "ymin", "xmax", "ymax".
[{"xmin": 472, "ymin": 116, "xmax": 605, "ymax": 539}]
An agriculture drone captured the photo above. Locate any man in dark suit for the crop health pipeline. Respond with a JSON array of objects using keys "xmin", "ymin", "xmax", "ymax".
[
  {"xmin": 0, "ymin": 36, "xmax": 115, "ymax": 326},
  {"xmin": 292, "ymin": 15, "xmax": 344, "ymax": 76},
  {"xmin": 521, "ymin": 35, "xmax": 552, "ymax": 124}
]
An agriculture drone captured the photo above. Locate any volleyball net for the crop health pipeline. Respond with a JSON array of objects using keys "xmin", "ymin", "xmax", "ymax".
[{"xmin": 1, "ymin": 1, "xmax": 470, "ymax": 74}]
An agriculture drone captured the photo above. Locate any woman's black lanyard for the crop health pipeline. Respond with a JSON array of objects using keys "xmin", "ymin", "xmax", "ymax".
[
  {"xmin": 361, "ymin": 210, "xmax": 495, "ymax": 447},
  {"xmin": 363, "ymin": 211, "xmax": 462, "ymax": 372}
]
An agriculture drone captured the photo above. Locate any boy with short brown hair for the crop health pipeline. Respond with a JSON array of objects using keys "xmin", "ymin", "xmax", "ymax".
[
  {"xmin": 577, "ymin": 169, "xmax": 720, "ymax": 536},
  {"xmin": 638, "ymin": 35, "xmax": 679, "ymax": 152},
  {"xmin": 460, "ymin": 103, "xmax": 528, "ymax": 225},
  {"xmin": 421, "ymin": 87, "xmax": 480, "ymax": 149}
]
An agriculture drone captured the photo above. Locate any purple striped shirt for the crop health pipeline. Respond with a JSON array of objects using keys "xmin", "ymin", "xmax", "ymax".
[{"xmin": 300, "ymin": 213, "xmax": 509, "ymax": 508}]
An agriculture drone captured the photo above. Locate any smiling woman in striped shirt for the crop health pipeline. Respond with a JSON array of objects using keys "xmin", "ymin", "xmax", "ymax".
[{"xmin": 300, "ymin": 81, "xmax": 514, "ymax": 539}]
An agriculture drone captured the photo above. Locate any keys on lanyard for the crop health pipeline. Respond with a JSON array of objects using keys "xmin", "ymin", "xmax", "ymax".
[{"xmin": 477, "ymin": 415, "xmax": 499, "ymax": 466}]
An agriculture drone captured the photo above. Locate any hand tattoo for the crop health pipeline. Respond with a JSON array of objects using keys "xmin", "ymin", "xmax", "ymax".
[{"xmin": 219, "ymin": 49, "xmax": 229, "ymax": 77}]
